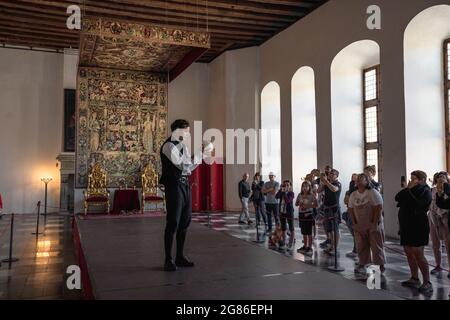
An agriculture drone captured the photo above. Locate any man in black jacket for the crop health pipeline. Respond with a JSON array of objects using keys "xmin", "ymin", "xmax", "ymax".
[{"xmin": 238, "ymin": 173, "xmax": 253, "ymax": 225}]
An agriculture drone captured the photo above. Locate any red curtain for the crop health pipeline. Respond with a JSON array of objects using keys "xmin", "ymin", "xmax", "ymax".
[{"xmin": 190, "ymin": 161, "xmax": 223, "ymax": 212}]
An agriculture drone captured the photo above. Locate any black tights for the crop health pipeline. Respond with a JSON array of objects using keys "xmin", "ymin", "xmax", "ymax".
[{"xmin": 164, "ymin": 181, "xmax": 191, "ymax": 261}]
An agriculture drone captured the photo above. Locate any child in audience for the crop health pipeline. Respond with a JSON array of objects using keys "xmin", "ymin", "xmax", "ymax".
[
  {"xmin": 268, "ymin": 224, "xmax": 285, "ymax": 251},
  {"xmin": 305, "ymin": 173, "xmax": 320, "ymax": 238},
  {"xmin": 276, "ymin": 180, "xmax": 296, "ymax": 249},
  {"xmin": 296, "ymin": 181, "xmax": 318, "ymax": 256}
]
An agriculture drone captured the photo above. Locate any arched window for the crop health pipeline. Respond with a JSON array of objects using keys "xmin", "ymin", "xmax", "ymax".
[
  {"xmin": 445, "ymin": 38, "xmax": 450, "ymax": 169},
  {"xmin": 291, "ymin": 67, "xmax": 317, "ymax": 194},
  {"xmin": 331, "ymin": 40, "xmax": 381, "ymax": 197},
  {"xmin": 261, "ymin": 81, "xmax": 281, "ymax": 180},
  {"xmin": 404, "ymin": 5, "xmax": 450, "ymax": 177},
  {"xmin": 363, "ymin": 65, "xmax": 382, "ymax": 180}
]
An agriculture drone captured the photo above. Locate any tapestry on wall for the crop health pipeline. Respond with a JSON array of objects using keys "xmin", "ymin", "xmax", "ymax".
[{"xmin": 75, "ymin": 67, "xmax": 168, "ymax": 188}]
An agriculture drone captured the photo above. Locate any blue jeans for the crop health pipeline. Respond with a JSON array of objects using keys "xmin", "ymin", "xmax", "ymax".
[
  {"xmin": 239, "ymin": 197, "xmax": 250, "ymax": 222},
  {"xmin": 265, "ymin": 203, "xmax": 279, "ymax": 231}
]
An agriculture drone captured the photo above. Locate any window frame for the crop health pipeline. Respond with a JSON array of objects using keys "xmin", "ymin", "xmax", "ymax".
[
  {"xmin": 363, "ymin": 65, "xmax": 382, "ymax": 181},
  {"xmin": 445, "ymin": 39, "xmax": 450, "ymax": 171}
]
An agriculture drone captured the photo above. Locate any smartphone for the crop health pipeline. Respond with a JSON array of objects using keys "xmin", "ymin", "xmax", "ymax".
[{"xmin": 401, "ymin": 176, "xmax": 406, "ymax": 187}]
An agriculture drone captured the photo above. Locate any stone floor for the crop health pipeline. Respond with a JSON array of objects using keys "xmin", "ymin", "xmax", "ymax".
[
  {"xmin": 75, "ymin": 215, "xmax": 399, "ymax": 300},
  {"xmin": 191, "ymin": 211, "xmax": 450, "ymax": 300},
  {"xmin": 1, "ymin": 209, "xmax": 449, "ymax": 300},
  {"xmin": 0, "ymin": 213, "xmax": 81, "ymax": 300}
]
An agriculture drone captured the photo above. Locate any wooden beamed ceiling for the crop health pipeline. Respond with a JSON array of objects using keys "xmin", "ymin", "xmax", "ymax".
[{"xmin": 0, "ymin": 0, "xmax": 328, "ymax": 63}]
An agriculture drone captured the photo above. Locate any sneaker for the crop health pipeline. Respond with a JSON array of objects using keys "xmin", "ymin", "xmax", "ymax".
[
  {"xmin": 304, "ymin": 248, "xmax": 314, "ymax": 257},
  {"xmin": 319, "ymin": 239, "xmax": 331, "ymax": 248},
  {"xmin": 354, "ymin": 265, "xmax": 367, "ymax": 275},
  {"xmin": 323, "ymin": 247, "xmax": 335, "ymax": 255},
  {"xmin": 279, "ymin": 244, "xmax": 287, "ymax": 251},
  {"xmin": 297, "ymin": 246, "xmax": 307, "ymax": 253},
  {"xmin": 430, "ymin": 266, "xmax": 442, "ymax": 275},
  {"xmin": 346, "ymin": 251, "xmax": 358, "ymax": 258},
  {"xmin": 287, "ymin": 241, "xmax": 295, "ymax": 250},
  {"xmin": 418, "ymin": 281, "xmax": 433, "ymax": 295},
  {"xmin": 247, "ymin": 220, "xmax": 253, "ymax": 225},
  {"xmin": 401, "ymin": 278, "xmax": 421, "ymax": 288},
  {"xmin": 238, "ymin": 220, "xmax": 247, "ymax": 225}
]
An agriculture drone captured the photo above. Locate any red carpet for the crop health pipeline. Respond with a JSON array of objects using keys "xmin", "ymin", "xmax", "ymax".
[{"xmin": 77, "ymin": 211, "xmax": 165, "ymax": 220}]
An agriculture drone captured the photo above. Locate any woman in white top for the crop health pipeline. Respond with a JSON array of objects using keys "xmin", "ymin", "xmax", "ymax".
[
  {"xmin": 428, "ymin": 171, "xmax": 450, "ymax": 277},
  {"xmin": 348, "ymin": 173, "xmax": 386, "ymax": 274}
]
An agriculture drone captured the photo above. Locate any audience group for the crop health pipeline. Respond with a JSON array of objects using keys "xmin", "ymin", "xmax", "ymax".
[{"xmin": 238, "ymin": 166, "xmax": 450, "ymax": 296}]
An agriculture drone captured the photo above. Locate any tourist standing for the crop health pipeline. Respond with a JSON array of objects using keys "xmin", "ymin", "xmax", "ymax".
[
  {"xmin": 238, "ymin": 173, "xmax": 253, "ymax": 225},
  {"xmin": 276, "ymin": 180, "xmax": 295, "ymax": 249},
  {"xmin": 296, "ymin": 181, "xmax": 318, "ymax": 256},
  {"xmin": 251, "ymin": 172, "xmax": 267, "ymax": 229},
  {"xmin": 395, "ymin": 170, "xmax": 433, "ymax": 294},
  {"xmin": 364, "ymin": 165, "xmax": 382, "ymax": 192},
  {"xmin": 262, "ymin": 172, "xmax": 280, "ymax": 233},
  {"xmin": 318, "ymin": 169, "xmax": 342, "ymax": 255},
  {"xmin": 348, "ymin": 174, "xmax": 386, "ymax": 274},
  {"xmin": 343, "ymin": 173, "xmax": 359, "ymax": 258},
  {"xmin": 432, "ymin": 172, "xmax": 450, "ymax": 278}
]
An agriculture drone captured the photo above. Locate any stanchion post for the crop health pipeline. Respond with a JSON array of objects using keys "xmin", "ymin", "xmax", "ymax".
[
  {"xmin": 44, "ymin": 182, "xmax": 48, "ymax": 226},
  {"xmin": 40, "ymin": 177, "xmax": 52, "ymax": 228},
  {"xmin": 327, "ymin": 215, "xmax": 344, "ymax": 272},
  {"xmin": 32, "ymin": 201, "xmax": 43, "ymax": 236},
  {"xmin": 2, "ymin": 213, "xmax": 19, "ymax": 268}
]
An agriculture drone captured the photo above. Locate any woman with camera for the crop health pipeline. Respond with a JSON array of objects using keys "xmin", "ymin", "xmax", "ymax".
[
  {"xmin": 395, "ymin": 170, "xmax": 433, "ymax": 295},
  {"xmin": 364, "ymin": 165, "xmax": 382, "ymax": 193}
]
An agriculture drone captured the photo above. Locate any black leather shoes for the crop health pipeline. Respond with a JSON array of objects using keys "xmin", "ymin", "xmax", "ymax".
[
  {"xmin": 175, "ymin": 256, "xmax": 195, "ymax": 267},
  {"xmin": 164, "ymin": 260, "xmax": 177, "ymax": 271}
]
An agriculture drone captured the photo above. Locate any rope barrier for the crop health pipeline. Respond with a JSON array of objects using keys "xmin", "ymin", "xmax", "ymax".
[{"xmin": 37, "ymin": 204, "xmax": 61, "ymax": 210}]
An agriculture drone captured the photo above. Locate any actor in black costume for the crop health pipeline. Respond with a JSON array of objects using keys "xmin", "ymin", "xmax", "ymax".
[{"xmin": 159, "ymin": 119, "xmax": 203, "ymax": 271}]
